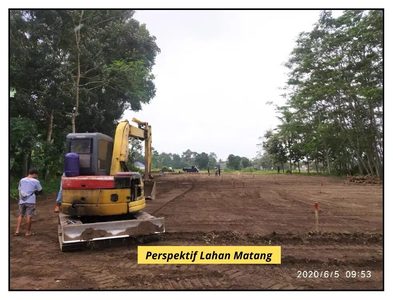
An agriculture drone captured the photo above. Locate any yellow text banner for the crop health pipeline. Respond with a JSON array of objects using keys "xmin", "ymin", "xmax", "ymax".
[{"xmin": 138, "ymin": 246, "xmax": 281, "ymax": 264}]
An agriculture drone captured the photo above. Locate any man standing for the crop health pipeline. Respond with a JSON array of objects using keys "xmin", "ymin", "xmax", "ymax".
[{"xmin": 15, "ymin": 168, "xmax": 43, "ymax": 236}]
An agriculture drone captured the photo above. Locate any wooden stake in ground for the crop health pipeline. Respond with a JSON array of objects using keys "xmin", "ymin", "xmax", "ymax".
[{"xmin": 315, "ymin": 202, "xmax": 319, "ymax": 232}]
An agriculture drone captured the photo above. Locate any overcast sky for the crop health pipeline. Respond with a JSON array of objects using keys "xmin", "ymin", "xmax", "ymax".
[{"xmin": 124, "ymin": 10, "xmax": 342, "ymax": 161}]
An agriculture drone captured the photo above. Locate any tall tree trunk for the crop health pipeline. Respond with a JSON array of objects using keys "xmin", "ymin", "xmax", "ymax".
[
  {"xmin": 288, "ymin": 140, "xmax": 292, "ymax": 172},
  {"xmin": 307, "ymin": 158, "xmax": 310, "ymax": 174},
  {"xmin": 366, "ymin": 149, "xmax": 378, "ymax": 177},
  {"xmin": 326, "ymin": 149, "xmax": 331, "ymax": 174},
  {"xmin": 365, "ymin": 155, "xmax": 374, "ymax": 176},
  {"xmin": 46, "ymin": 109, "xmax": 54, "ymax": 142},
  {"xmin": 368, "ymin": 142, "xmax": 382, "ymax": 178},
  {"xmin": 44, "ymin": 109, "xmax": 54, "ymax": 180},
  {"xmin": 354, "ymin": 150, "xmax": 366, "ymax": 175},
  {"xmin": 72, "ymin": 10, "xmax": 84, "ymax": 133}
]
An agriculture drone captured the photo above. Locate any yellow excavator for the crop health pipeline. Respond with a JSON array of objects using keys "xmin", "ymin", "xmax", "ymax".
[{"xmin": 57, "ymin": 118, "xmax": 164, "ymax": 251}]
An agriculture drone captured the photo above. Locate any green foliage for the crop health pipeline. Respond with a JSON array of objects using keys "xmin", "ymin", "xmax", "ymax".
[
  {"xmin": 150, "ymin": 149, "xmax": 221, "ymax": 171},
  {"xmin": 239, "ymin": 157, "xmax": 250, "ymax": 168},
  {"xmin": 10, "ymin": 117, "xmax": 38, "ymax": 176},
  {"xmin": 195, "ymin": 152, "xmax": 209, "ymax": 169},
  {"xmin": 208, "ymin": 152, "xmax": 218, "ymax": 168},
  {"xmin": 10, "ymin": 9, "xmax": 160, "ymax": 179},
  {"xmin": 128, "ymin": 138, "xmax": 144, "ymax": 165},
  {"xmin": 261, "ymin": 10, "xmax": 383, "ymax": 178},
  {"xmin": 227, "ymin": 154, "xmax": 242, "ymax": 170}
]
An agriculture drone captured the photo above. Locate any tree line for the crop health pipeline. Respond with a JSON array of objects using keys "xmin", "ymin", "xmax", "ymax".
[
  {"xmin": 129, "ymin": 146, "xmax": 253, "ymax": 171},
  {"xmin": 259, "ymin": 10, "xmax": 383, "ymax": 177}
]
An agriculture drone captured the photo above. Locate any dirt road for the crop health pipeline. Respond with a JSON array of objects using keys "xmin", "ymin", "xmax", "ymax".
[{"xmin": 9, "ymin": 173, "xmax": 383, "ymax": 290}]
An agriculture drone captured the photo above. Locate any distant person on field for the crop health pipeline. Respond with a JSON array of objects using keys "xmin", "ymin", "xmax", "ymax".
[
  {"xmin": 54, "ymin": 172, "xmax": 65, "ymax": 213},
  {"xmin": 207, "ymin": 167, "xmax": 210, "ymax": 176},
  {"xmin": 15, "ymin": 168, "xmax": 43, "ymax": 237}
]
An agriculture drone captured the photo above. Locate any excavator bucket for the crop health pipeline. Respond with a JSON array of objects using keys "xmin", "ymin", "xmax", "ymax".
[
  {"xmin": 144, "ymin": 180, "xmax": 156, "ymax": 200},
  {"xmin": 58, "ymin": 211, "xmax": 165, "ymax": 251}
]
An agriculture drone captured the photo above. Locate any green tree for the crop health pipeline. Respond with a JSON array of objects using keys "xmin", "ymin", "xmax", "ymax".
[
  {"xmin": 262, "ymin": 130, "xmax": 287, "ymax": 172},
  {"xmin": 240, "ymin": 157, "xmax": 250, "ymax": 168},
  {"xmin": 208, "ymin": 152, "xmax": 218, "ymax": 168},
  {"xmin": 276, "ymin": 10, "xmax": 382, "ymax": 177},
  {"xmin": 181, "ymin": 149, "xmax": 197, "ymax": 166},
  {"xmin": 10, "ymin": 9, "xmax": 160, "ymax": 178},
  {"xmin": 227, "ymin": 154, "xmax": 242, "ymax": 170},
  {"xmin": 195, "ymin": 152, "xmax": 209, "ymax": 169},
  {"xmin": 172, "ymin": 154, "xmax": 184, "ymax": 169}
]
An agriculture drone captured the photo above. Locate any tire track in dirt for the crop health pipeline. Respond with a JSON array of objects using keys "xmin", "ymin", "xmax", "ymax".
[
  {"xmin": 75, "ymin": 265, "xmax": 129, "ymax": 289},
  {"xmin": 150, "ymin": 183, "xmax": 195, "ymax": 215}
]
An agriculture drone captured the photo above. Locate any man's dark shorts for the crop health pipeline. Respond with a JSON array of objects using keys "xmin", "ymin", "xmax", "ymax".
[{"xmin": 19, "ymin": 204, "xmax": 36, "ymax": 217}]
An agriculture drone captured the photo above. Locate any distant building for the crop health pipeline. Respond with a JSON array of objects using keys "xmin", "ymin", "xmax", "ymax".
[{"xmin": 132, "ymin": 161, "xmax": 145, "ymax": 170}]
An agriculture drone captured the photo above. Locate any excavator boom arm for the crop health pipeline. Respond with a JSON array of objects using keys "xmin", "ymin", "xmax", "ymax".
[{"xmin": 110, "ymin": 119, "xmax": 152, "ymax": 180}]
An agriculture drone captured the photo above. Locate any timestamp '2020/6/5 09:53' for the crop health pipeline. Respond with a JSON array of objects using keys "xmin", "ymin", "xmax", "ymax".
[{"xmin": 297, "ymin": 270, "xmax": 372, "ymax": 279}]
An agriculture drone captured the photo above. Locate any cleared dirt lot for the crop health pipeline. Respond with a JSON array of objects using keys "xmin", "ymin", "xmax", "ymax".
[{"xmin": 9, "ymin": 173, "xmax": 383, "ymax": 290}]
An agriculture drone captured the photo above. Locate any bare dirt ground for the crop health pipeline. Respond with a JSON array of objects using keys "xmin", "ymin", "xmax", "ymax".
[{"xmin": 9, "ymin": 173, "xmax": 383, "ymax": 290}]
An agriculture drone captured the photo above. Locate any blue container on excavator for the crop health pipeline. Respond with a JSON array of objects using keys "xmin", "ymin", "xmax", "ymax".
[{"xmin": 65, "ymin": 153, "xmax": 80, "ymax": 177}]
